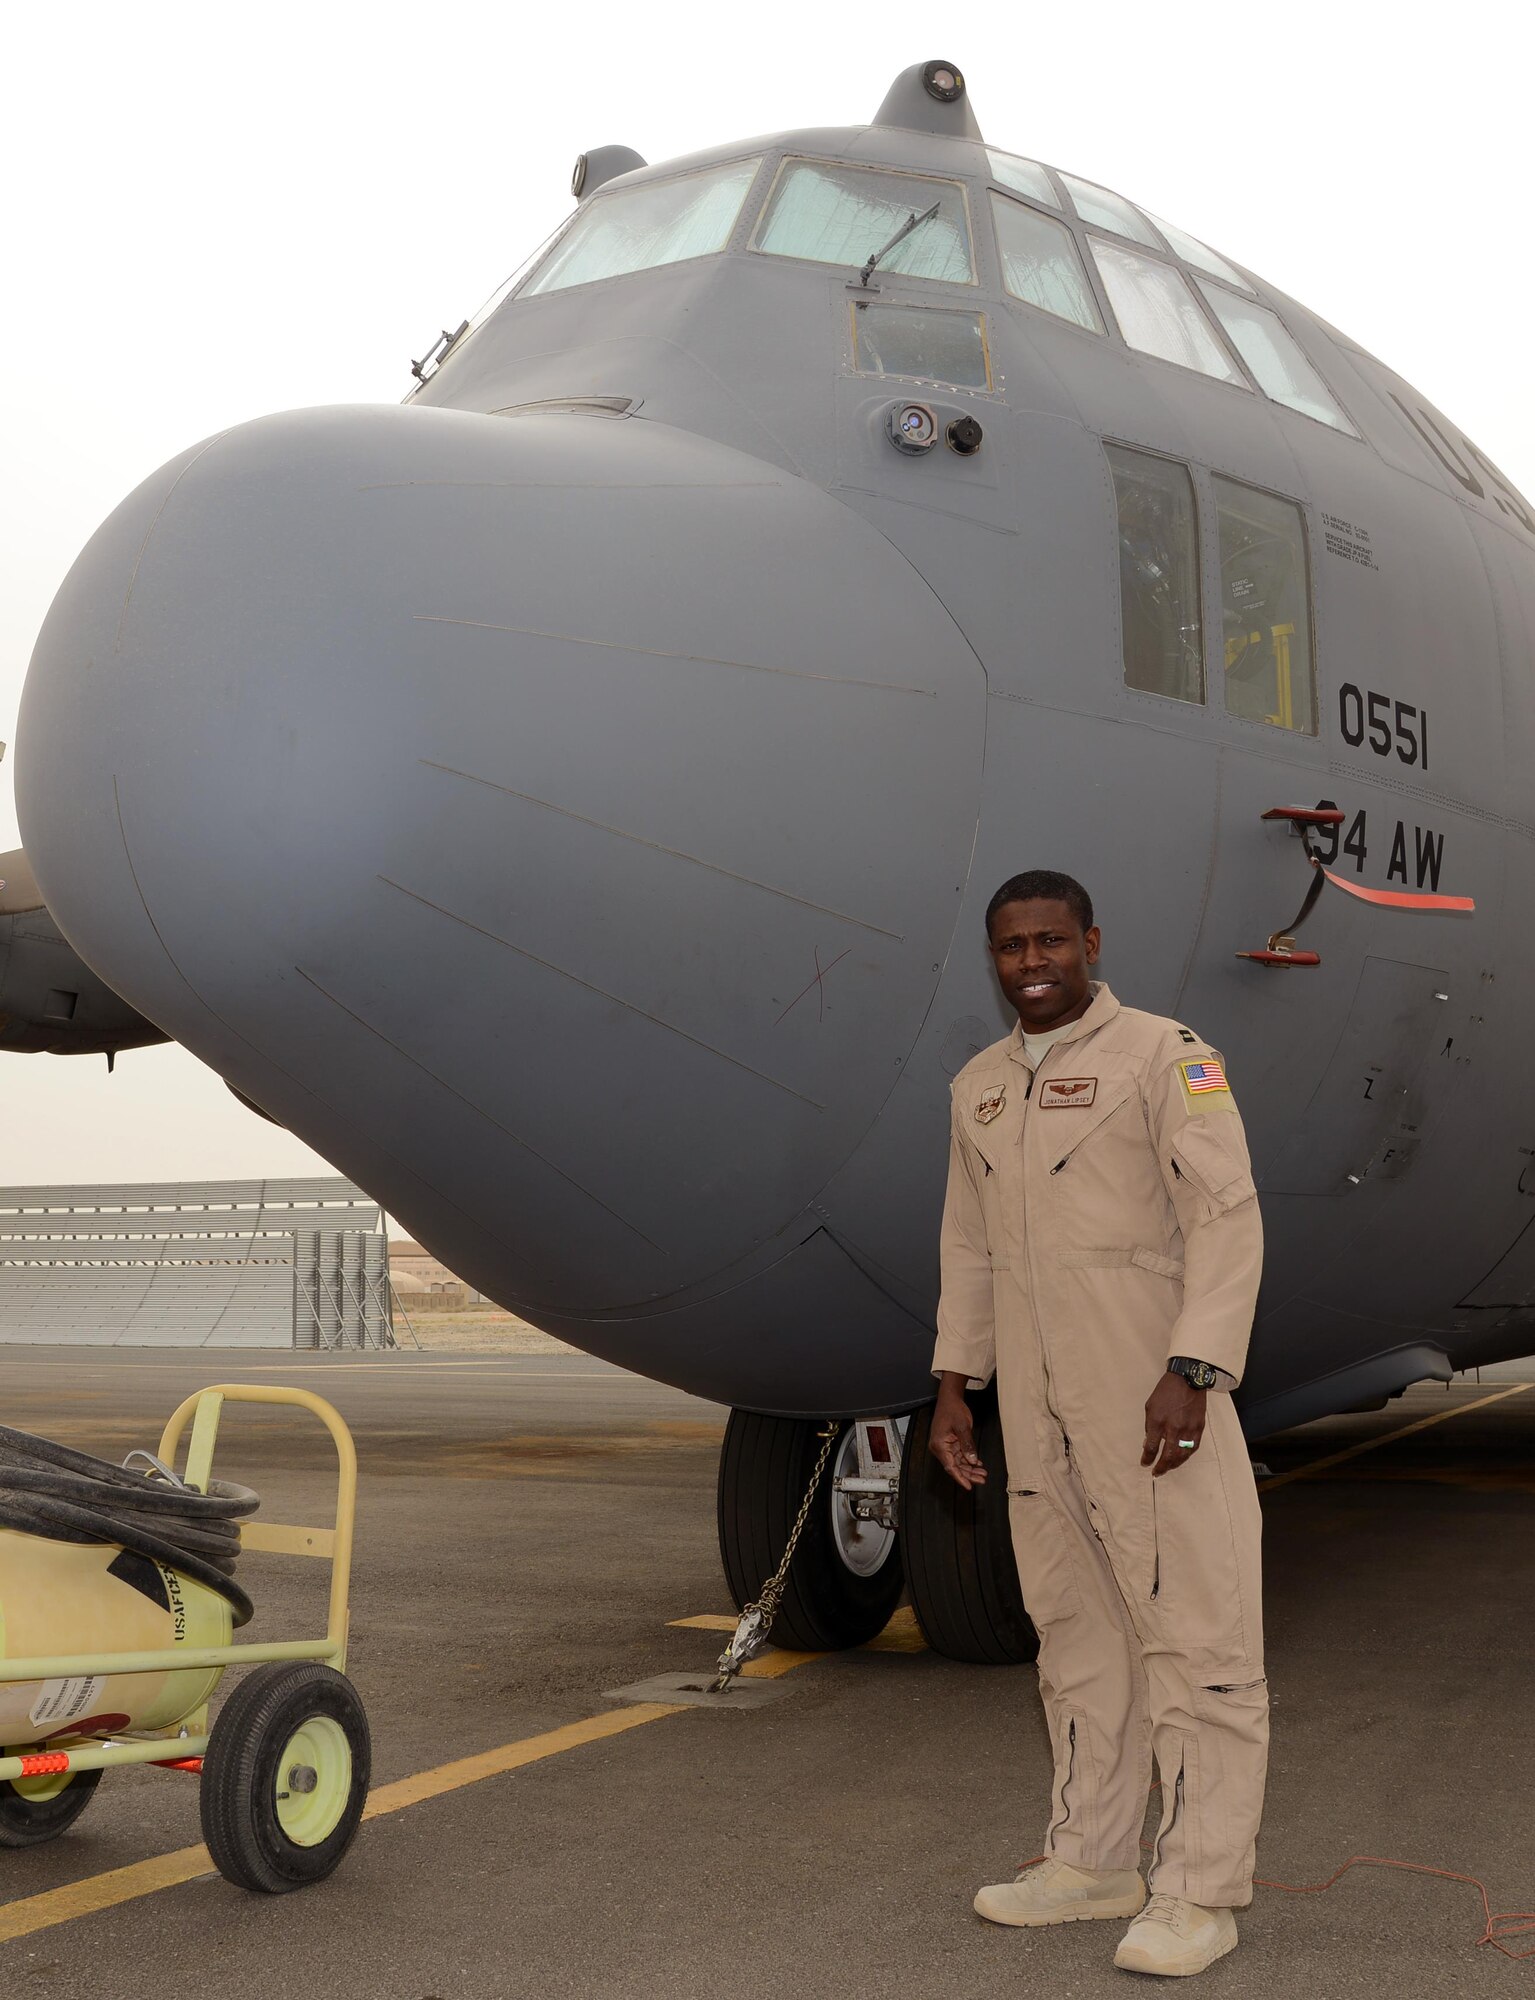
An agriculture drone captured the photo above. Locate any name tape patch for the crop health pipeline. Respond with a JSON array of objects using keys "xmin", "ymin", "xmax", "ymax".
[
  {"xmin": 1180, "ymin": 1059, "xmax": 1229, "ymax": 1096},
  {"xmin": 1040, "ymin": 1077, "xmax": 1097, "ymax": 1109}
]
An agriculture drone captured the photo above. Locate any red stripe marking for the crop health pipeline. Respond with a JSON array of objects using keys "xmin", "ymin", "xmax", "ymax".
[
  {"xmin": 18, "ymin": 1753, "xmax": 70, "ymax": 1778},
  {"xmin": 1262, "ymin": 805, "xmax": 1346, "ymax": 825},
  {"xmin": 1319, "ymin": 865, "xmax": 1475, "ymax": 912},
  {"xmin": 1236, "ymin": 950, "xmax": 1322, "ymax": 966}
]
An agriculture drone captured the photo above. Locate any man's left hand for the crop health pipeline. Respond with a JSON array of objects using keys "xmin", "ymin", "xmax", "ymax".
[{"xmin": 1142, "ymin": 1372, "xmax": 1207, "ymax": 1476}]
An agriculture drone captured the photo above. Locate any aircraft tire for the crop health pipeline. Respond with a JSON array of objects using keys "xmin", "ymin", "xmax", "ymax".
[
  {"xmin": 717, "ymin": 1411, "xmax": 904, "ymax": 1651},
  {"xmin": 901, "ymin": 1385, "xmax": 1038, "ymax": 1665}
]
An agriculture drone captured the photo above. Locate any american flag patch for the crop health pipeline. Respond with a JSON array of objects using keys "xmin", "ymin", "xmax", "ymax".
[{"xmin": 1180, "ymin": 1059, "xmax": 1229, "ymax": 1095}]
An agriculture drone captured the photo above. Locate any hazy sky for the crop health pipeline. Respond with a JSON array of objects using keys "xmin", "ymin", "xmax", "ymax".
[{"xmin": 3, "ymin": 0, "xmax": 1531, "ymax": 1185}]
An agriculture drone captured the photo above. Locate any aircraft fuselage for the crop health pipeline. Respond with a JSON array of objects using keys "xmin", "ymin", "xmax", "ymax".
[{"xmin": 16, "ymin": 71, "xmax": 1535, "ymax": 1433}]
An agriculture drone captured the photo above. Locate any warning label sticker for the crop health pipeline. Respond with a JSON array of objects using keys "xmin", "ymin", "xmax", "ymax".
[{"xmin": 28, "ymin": 1676, "xmax": 108, "ymax": 1731}]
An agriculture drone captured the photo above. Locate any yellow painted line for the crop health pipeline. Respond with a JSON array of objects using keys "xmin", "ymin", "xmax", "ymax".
[
  {"xmin": 358, "ymin": 1701, "xmax": 684, "ymax": 1815},
  {"xmin": 0, "ymin": 1702, "xmax": 685, "ymax": 1946},
  {"xmin": 740, "ymin": 1646, "xmax": 822, "ymax": 1678},
  {"xmin": 1258, "ymin": 1383, "xmax": 1531, "ymax": 1492},
  {"xmin": 669, "ymin": 1605, "xmax": 929, "ymax": 1654},
  {"xmin": 0, "ymin": 1606, "xmax": 927, "ymax": 1943},
  {"xmin": 863, "ymin": 1605, "xmax": 927, "ymax": 1653},
  {"xmin": 0, "ymin": 1845, "xmax": 215, "ymax": 1945}
]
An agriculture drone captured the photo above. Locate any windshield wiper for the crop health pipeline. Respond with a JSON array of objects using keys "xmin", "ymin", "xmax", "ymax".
[{"xmin": 858, "ymin": 200, "xmax": 941, "ymax": 288}]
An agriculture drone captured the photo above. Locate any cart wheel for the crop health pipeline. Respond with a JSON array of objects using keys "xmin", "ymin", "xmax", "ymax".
[
  {"xmin": 0, "ymin": 1761, "xmax": 102, "ymax": 1847},
  {"xmin": 199, "ymin": 1663, "xmax": 370, "ymax": 1893}
]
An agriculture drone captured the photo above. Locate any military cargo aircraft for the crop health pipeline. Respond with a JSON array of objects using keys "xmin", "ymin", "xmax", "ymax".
[{"xmin": 5, "ymin": 61, "xmax": 1533, "ymax": 1664}]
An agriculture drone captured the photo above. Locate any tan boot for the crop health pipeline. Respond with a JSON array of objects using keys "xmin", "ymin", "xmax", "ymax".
[
  {"xmin": 974, "ymin": 1857, "xmax": 1146, "ymax": 1927},
  {"xmin": 1113, "ymin": 1894, "xmax": 1238, "ymax": 1975}
]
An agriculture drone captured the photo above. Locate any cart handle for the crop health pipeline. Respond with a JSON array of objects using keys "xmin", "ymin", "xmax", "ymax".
[{"xmin": 157, "ymin": 1385, "xmax": 357, "ymax": 1669}]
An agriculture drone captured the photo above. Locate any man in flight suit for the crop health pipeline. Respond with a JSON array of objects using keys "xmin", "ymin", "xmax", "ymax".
[{"xmin": 930, "ymin": 870, "xmax": 1267, "ymax": 1979}]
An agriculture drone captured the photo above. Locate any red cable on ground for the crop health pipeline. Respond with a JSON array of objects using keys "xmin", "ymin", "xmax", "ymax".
[
  {"xmin": 1254, "ymin": 1855, "xmax": 1535, "ymax": 1960},
  {"xmin": 1044, "ymin": 1792, "xmax": 1535, "ymax": 1962}
]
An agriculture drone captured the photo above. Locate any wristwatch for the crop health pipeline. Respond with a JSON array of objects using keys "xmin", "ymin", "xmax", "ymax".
[{"xmin": 1167, "ymin": 1355, "xmax": 1219, "ymax": 1390}]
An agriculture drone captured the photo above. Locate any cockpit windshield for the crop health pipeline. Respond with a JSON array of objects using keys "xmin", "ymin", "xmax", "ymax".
[
  {"xmin": 524, "ymin": 158, "xmax": 761, "ymax": 296},
  {"xmin": 753, "ymin": 162, "xmax": 973, "ymax": 283}
]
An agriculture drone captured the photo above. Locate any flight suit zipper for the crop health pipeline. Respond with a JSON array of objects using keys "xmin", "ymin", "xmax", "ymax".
[
  {"xmin": 1150, "ymin": 1765, "xmax": 1185, "ymax": 1879},
  {"xmin": 1151, "ymin": 1482, "xmax": 1160, "ymax": 1600},
  {"xmin": 1047, "ymin": 1717, "xmax": 1078, "ymax": 1848},
  {"xmin": 1046, "ymin": 1089, "xmax": 1132, "ymax": 1176},
  {"xmin": 1020, "ymin": 1028, "xmax": 1109, "ymax": 1414},
  {"xmin": 1021, "ymin": 1041, "xmax": 1064, "ymax": 1409}
]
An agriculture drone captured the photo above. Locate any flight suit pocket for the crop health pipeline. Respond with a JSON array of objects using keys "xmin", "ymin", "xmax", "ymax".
[
  {"xmin": 1042, "ymin": 1086, "xmax": 1133, "ymax": 1170},
  {"xmin": 1148, "ymin": 1466, "xmax": 1251, "ymax": 1676},
  {"xmin": 1171, "ymin": 1123, "xmax": 1256, "ymax": 1219},
  {"xmin": 1006, "ymin": 1489, "xmax": 1082, "ymax": 1629}
]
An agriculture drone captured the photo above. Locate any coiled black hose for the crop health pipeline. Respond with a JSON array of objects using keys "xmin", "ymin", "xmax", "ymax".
[{"xmin": 0, "ymin": 1425, "xmax": 259, "ymax": 1628}]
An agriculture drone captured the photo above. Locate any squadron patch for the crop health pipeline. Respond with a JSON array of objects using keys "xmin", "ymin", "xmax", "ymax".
[
  {"xmin": 1040, "ymin": 1077, "xmax": 1097, "ymax": 1109},
  {"xmin": 974, "ymin": 1085, "xmax": 1006, "ymax": 1125},
  {"xmin": 1180, "ymin": 1059, "xmax": 1230, "ymax": 1097}
]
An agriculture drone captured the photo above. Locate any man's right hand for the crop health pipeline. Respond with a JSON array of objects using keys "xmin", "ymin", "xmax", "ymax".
[{"xmin": 928, "ymin": 1371, "xmax": 988, "ymax": 1490}]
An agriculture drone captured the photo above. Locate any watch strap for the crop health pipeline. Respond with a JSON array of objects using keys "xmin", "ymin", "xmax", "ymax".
[{"xmin": 1167, "ymin": 1355, "xmax": 1218, "ymax": 1389}]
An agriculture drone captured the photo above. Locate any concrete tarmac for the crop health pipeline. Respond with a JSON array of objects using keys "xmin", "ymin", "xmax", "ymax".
[{"xmin": 0, "ymin": 1349, "xmax": 1532, "ymax": 1997}]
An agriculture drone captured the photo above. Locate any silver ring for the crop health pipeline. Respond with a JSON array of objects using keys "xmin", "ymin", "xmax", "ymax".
[{"xmin": 1177, "ymin": 1439, "xmax": 1197, "ymax": 1450}]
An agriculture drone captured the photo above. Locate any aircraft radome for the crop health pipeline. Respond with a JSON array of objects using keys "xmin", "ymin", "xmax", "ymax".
[{"xmin": 6, "ymin": 61, "xmax": 1533, "ymax": 1661}]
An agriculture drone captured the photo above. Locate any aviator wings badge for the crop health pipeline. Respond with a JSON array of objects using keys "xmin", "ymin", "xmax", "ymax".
[{"xmin": 974, "ymin": 1085, "xmax": 1006, "ymax": 1124}]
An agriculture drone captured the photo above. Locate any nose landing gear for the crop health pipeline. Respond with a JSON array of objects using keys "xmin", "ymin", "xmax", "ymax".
[
  {"xmin": 716, "ymin": 1411, "xmax": 904, "ymax": 1651},
  {"xmin": 715, "ymin": 1386, "xmax": 1037, "ymax": 1663}
]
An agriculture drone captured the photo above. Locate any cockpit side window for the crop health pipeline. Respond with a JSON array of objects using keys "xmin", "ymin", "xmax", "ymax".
[
  {"xmin": 991, "ymin": 193, "xmax": 1103, "ymax": 334},
  {"xmin": 1142, "ymin": 213, "xmax": 1254, "ymax": 294},
  {"xmin": 1091, "ymin": 240, "xmax": 1245, "ymax": 385},
  {"xmin": 1197, "ymin": 283, "xmax": 1359, "ymax": 434},
  {"xmin": 852, "ymin": 303, "xmax": 991, "ymax": 388},
  {"xmin": 1215, "ymin": 477, "xmax": 1317, "ymax": 734},
  {"xmin": 1059, "ymin": 173, "xmax": 1161, "ymax": 247},
  {"xmin": 986, "ymin": 150, "xmax": 1058, "ymax": 207},
  {"xmin": 1106, "ymin": 444, "xmax": 1204, "ymax": 706},
  {"xmin": 524, "ymin": 158, "xmax": 762, "ymax": 296},
  {"xmin": 753, "ymin": 161, "xmax": 974, "ymax": 283}
]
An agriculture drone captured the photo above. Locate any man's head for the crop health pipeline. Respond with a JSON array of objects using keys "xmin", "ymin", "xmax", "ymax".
[{"xmin": 984, "ymin": 871, "xmax": 1101, "ymax": 1032}]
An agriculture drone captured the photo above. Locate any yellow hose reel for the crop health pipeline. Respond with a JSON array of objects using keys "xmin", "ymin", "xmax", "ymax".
[{"xmin": 0, "ymin": 1385, "xmax": 366, "ymax": 1892}]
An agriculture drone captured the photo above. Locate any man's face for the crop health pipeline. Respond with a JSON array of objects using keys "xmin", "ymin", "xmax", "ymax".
[{"xmin": 986, "ymin": 898, "xmax": 1101, "ymax": 1032}]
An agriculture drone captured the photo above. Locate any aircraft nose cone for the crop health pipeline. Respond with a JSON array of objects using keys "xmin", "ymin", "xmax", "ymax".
[{"xmin": 18, "ymin": 404, "xmax": 985, "ymax": 1314}]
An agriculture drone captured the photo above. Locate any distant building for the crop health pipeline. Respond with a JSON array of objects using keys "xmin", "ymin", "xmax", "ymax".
[
  {"xmin": 388, "ymin": 1238, "xmax": 481, "ymax": 1310},
  {"xmin": 0, "ymin": 1177, "xmax": 391, "ymax": 1348}
]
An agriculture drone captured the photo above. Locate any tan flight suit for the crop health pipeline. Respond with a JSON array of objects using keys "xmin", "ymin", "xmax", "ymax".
[{"xmin": 935, "ymin": 983, "xmax": 1267, "ymax": 1909}]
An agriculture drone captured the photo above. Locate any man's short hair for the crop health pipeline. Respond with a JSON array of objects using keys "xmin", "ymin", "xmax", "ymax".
[{"xmin": 985, "ymin": 870, "xmax": 1095, "ymax": 938}]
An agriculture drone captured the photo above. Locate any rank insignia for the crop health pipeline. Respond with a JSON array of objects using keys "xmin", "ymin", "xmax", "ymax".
[
  {"xmin": 1041, "ymin": 1077, "xmax": 1097, "ymax": 1109},
  {"xmin": 974, "ymin": 1085, "xmax": 1006, "ymax": 1124}
]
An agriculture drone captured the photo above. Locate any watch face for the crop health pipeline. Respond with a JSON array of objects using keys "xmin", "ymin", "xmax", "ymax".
[{"xmin": 1173, "ymin": 1358, "xmax": 1216, "ymax": 1387}]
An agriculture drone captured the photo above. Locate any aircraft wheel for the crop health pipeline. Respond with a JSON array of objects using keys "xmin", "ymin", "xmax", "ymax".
[
  {"xmin": 717, "ymin": 1410, "xmax": 904, "ymax": 1651},
  {"xmin": 0, "ymin": 1761, "xmax": 102, "ymax": 1846},
  {"xmin": 901, "ymin": 1383, "xmax": 1038, "ymax": 1665},
  {"xmin": 200, "ymin": 1662, "xmax": 370, "ymax": 1892}
]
